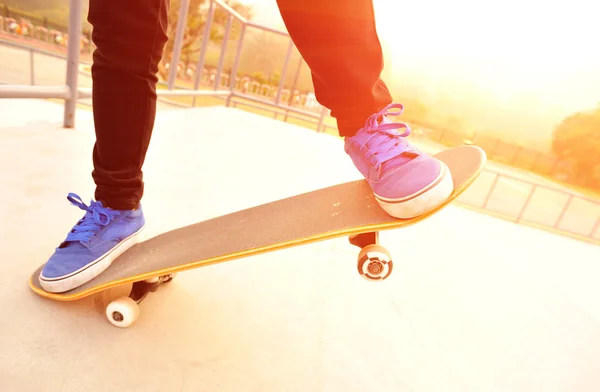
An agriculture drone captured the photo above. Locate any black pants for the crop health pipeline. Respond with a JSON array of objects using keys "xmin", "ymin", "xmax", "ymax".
[{"xmin": 88, "ymin": 0, "xmax": 393, "ymax": 209}]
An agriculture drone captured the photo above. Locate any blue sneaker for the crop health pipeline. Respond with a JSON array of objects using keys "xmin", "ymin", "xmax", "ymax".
[
  {"xmin": 344, "ymin": 103, "xmax": 453, "ymax": 218},
  {"xmin": 39, "ymin": 193, "xmax": 145, "ymax": 293}
]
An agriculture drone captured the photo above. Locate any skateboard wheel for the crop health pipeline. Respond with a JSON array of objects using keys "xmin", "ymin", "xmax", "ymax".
[
  {"xmin": 106, "ymin": 297, "xmax": 140, "ymax": 328},
  {"xmin": 162, "ymin": 273, "xmax": 176, "ymax": 283},
  {"xmin": 357, "ymin": 244, "xmax": 393, "ymax": 281},
  {"xmin": 144, "ymin": 277, "xmax": 160, "ymax": 284}
]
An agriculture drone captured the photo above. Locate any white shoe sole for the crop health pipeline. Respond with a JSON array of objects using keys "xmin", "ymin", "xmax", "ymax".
[
  {"xmin": 374, "ymin": 162, "xmax": 454, "ymax": 219},
  {"xmin": 39, "ymin": 225, "xmax": 146, "ymax": 293}
]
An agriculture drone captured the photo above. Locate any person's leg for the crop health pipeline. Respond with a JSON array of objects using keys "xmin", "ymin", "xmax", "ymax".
[
  {"xmin": 90, "ymin": 0, "xmax": 169, "ymax": 209},
  {"xmin": 275, "ymin": 0, "xmax": 392, "ymax": 136},
  {"xmin": 276, "ymin": 0, "xmax": 454, "ymax": 218},
  {"xmin": 39, "ymin": 0, "xmax": 169, "ymax": 293}
]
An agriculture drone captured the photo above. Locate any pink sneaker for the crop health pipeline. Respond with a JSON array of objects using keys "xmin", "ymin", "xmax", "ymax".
[{"xmin": 344, "ymin": 103, "xmax": 453, "ymax": 218}]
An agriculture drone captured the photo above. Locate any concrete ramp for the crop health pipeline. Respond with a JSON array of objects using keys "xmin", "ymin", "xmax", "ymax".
[{"xmin": 1, "ymin": 99, "xmax": 600, "ymax": 392}]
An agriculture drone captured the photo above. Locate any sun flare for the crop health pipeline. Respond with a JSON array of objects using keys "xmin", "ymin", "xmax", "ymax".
[{"xmin": 373, "ymin": 0, "xmax": 600, "ymax": 110}]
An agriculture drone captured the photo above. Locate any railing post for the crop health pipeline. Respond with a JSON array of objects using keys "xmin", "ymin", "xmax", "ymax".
[
  {"xmin": 29, "ymin": 49, "xmax": 35, "ymax": 85},
  {"xmin": 192, "ymin": 0, "xmax": 216, "ymax": 107},
  {"xmin": 316, "ymin": 107, "xmax": 327, "ymax": 133},
  {"xmin": 284, "ymin": 56, "xmax": 303, "ymax": 122},
  {"xmin": 227, "ymin": 23, "xmax": 246, "ymax": 106},
  {"xmin": 214, "ymin": 14, "xmax": 232, "ymax": 90},
  {"xmin": 481, "ymin": 173, "xmax": 500, "ymax": 209},
  {"xmin": 515, "ymin": 184, "xmax": 536, "ymax": 223},
  {"xmin": 553, "ymin": 194, "xmax": 574, "ymax": 229},
  {"xmin": 274, "ymin": 39, "xmax": 293, "ymax": 105},
  {"xmin": 63, "ymin": 0, "xmax": 83, "ymax": 128},
  {"xmin": 167, "ymin": 0, "xmax": 191, "ymax": 90}
]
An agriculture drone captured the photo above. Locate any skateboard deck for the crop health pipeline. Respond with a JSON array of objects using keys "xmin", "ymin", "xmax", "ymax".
[{"xmin": 29, "ymin": 145, "xmax": 486, "ymax": 326}]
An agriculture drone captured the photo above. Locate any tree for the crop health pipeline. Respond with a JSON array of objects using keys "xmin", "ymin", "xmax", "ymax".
[
  {"xmin": 159, "ymin": 0, "xmax": 253, "ymax": 79},
  {"xmin": 552, "ymin": 108, "xmax": 600, "ymax": 187}
]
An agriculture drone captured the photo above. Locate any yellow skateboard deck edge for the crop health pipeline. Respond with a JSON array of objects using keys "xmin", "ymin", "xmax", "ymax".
[{"xmin": 29, "ymin": 145, "xmax": 487, "ymax": 302}]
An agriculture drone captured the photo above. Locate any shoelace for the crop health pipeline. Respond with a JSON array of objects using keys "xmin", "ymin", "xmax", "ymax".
[
  {"xmin": 65, "ymin": 193, "xmax": 121, "ymax": 243},
  {"xmin": 350, "ymin": 103, "xmax": 413, "ymax": 167}
]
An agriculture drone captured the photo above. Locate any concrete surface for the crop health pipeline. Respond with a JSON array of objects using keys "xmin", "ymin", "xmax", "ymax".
[{"xmin": 1, "ymin": 98, "xmax": 600, "ymax": 392}]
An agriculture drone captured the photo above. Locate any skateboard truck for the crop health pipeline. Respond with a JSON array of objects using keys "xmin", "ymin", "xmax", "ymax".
[
  {"xmin": 348, "ymin": 231, "xmax": 393, "ymax": 281},
  {"xmin": 105, "ymin": 274, "xmax": 176, "ymax": 328}
]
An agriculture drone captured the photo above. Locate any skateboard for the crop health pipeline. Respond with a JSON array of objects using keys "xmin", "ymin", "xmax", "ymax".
[{"xmin": 29, "ymin": 145, "xmax": 486, "ymax": 328}]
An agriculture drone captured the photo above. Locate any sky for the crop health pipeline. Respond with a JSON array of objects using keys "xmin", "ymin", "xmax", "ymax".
[
  {"xmin": 238, "ymin": 0, "xmax": 599, "ymax": 140},
  {"xmin": 374, "ymin": 0, "xmax": 599, "ymax": 100}
]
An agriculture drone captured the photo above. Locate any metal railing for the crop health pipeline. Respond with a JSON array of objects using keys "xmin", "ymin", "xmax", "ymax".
[
  {"xmin": 0, "ymin": 0, "xmax": 329, "ymax": 131},
  {"xmin": 458, "ymin": 169, "xmax": 600, "ymax": 243},
  {"xmin": 0, "ymin": 0, "xmax": 598, "ymax": 245}
]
